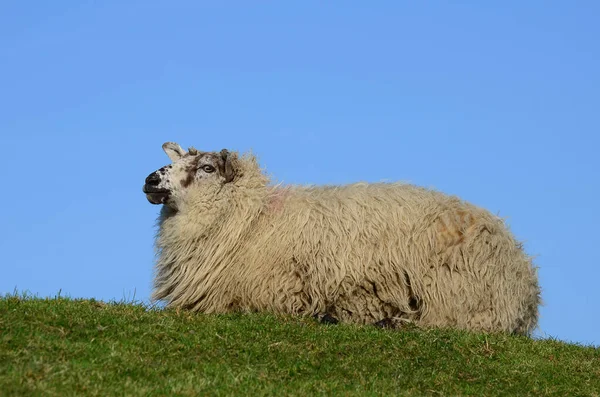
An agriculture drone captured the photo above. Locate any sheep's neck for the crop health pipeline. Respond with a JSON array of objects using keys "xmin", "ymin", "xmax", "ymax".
[{"xmin": 154, "ymin": 184, "xmax": 267, "ymax": 311}]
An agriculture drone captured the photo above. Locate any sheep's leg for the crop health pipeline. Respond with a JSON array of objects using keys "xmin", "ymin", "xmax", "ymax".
[
  {"xmin": 373, "ymin": 316, "xmax": 415, "ymax": 329},
  {"xmin": 313, "ymin": 312, "xmax": 339, "ymax": 325},
  {"xmin": 374, "ymin": 318, "xmax": 395, "ymax": 328}
]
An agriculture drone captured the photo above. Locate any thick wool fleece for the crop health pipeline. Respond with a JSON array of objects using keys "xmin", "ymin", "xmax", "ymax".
[{"xmin": 153, "ymin": 153, "xmax": 540, "ymax": 334}]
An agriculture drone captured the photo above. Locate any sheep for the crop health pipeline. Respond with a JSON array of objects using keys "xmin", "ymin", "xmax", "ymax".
[{"xmin": 143, "ymin": 142, "xmax": 541, "ymax": 334}]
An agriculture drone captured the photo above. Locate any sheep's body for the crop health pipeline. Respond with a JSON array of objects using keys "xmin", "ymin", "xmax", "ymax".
[{"xmin": 151, "ymin": 152, "xmax": 540, "ymax": 334}]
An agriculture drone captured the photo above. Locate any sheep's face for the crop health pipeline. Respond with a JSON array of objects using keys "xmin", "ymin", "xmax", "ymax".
[{"xmin": 143, "ymin": 142, "xmax": 236, "ymax": 208}]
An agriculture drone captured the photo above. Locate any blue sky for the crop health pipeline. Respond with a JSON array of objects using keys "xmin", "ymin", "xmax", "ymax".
[{"xmin": 1, "ymin": 2, "xmax": 598, "ymax": 346}]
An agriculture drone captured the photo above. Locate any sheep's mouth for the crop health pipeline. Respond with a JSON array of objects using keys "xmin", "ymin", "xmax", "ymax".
[{"xmin": 143, "ymin": 186, "xmax": 171, "ymax": 205}]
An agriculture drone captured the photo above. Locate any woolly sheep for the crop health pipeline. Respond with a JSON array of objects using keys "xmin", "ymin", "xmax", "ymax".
[{"xmin": 143, "ymin": 142, "xmax": 540, "ymax": 334}]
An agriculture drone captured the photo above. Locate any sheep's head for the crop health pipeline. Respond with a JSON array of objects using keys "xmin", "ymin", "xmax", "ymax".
[{"xmin": 143, "ymin": 142, "xmax": 237, "ymax": 207}]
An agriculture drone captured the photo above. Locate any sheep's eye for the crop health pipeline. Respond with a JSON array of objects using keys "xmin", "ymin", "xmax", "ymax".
[{"xmin": 201, "ymin": 165, "xmax": 215, "ymax": 173}]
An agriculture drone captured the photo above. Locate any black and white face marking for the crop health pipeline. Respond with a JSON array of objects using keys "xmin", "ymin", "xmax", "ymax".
[{"xmin": 143, "ymin": 142, "xmax": 235, "ymax": 207}]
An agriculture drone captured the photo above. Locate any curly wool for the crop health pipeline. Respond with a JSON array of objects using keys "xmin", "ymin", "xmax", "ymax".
[{"xmin": 152, "ymin": 153, "xmax": 540, "ymax": 334}]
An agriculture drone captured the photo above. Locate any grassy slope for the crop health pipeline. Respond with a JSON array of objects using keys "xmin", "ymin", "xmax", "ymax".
[{"xmin": 0, "ymin": 296, "xmax": 598, "ymax": 396}]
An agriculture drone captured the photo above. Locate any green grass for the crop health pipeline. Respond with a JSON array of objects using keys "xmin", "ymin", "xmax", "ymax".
[{"xmin": 1, "ymin": 295, "xmax": 598, "ymax": 396}]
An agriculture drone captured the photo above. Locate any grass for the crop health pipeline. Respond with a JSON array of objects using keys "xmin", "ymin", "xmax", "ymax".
[{"xmin": 1, "ymin": 295, "xmax": 598, "ymax": 396}]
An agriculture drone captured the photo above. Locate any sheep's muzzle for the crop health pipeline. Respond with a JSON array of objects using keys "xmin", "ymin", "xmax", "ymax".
[{"xmin": 143, "ymin": 172, "xmax": 170, "ymax": 205}]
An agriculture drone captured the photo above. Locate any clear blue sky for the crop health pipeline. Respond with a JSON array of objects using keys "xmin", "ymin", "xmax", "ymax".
[{"xmin": 1, "ymin": 2, "xmax": 598, "ymax": 346}]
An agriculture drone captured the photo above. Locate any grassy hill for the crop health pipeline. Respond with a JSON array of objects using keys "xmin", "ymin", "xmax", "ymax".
[{"xmin": 1, "ymin": 295, "xmax": 598, "ymax": 396}]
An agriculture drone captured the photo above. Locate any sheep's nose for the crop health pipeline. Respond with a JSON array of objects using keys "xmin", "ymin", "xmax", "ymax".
[{"xmin": 145, "ymin": 172, "xmax": 161, "ymax": 185}]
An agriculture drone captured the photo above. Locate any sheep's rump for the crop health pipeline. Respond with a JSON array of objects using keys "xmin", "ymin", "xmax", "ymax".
[{"xmin": 156, "ymin": 179, "xmax": 540, "ymax": 335}]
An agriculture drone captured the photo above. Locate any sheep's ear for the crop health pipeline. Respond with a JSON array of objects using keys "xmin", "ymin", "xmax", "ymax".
[
  {"xmin": 162, "ymin": 142, "xmax": 186, "ymax": 162},
  {"xmin": 220, "ymin": 149, "xmax": 238, "ymax": 183}
]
